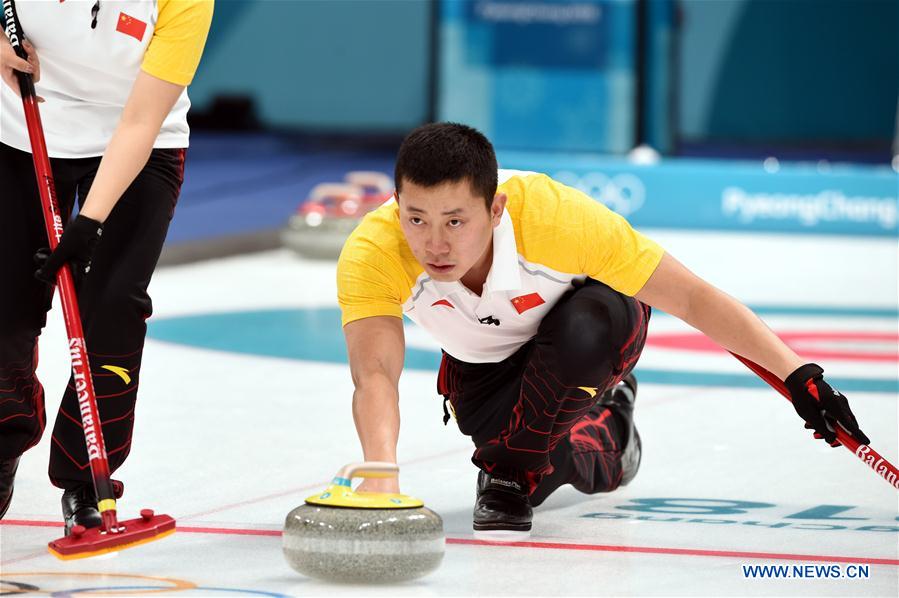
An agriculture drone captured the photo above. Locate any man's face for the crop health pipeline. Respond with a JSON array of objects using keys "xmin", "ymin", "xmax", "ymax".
[{"xmin": 397, "ymin": 178, "xmax": 505, "ymax": 283}]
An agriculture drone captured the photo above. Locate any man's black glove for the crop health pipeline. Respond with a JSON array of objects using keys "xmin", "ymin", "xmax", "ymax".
[
  {"xmin": 34, "ymin": 214, "xmax": 103, "ymax": 284},
  {"xmin": 784, "ymin": 363, "xmax": 870, "ymax": 447}
]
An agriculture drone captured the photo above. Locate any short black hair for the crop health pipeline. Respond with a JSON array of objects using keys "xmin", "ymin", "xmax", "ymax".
[{"xmin": 394, "ymin": 122, "xmax": 498, "ymax": 210}]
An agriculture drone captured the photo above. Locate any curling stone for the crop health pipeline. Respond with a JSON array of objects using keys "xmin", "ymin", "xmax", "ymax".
[{"xmin": 283, "ymin": 462, "xmax": 444, "ymax": 583}]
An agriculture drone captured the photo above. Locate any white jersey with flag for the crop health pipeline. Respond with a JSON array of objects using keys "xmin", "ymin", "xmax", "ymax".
[
  {"xmin": 1, "ymin": 0, "xmax": 212, "ymax": 158},
  {"xmin": 337, "ymin": 170, "xmax": 666, "ymax": 363}
]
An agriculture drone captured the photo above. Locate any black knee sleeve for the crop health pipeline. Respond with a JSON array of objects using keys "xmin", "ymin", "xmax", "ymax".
[{"xmin": 537, "ymin": 281, "xmax": 634, "ymax": 387}]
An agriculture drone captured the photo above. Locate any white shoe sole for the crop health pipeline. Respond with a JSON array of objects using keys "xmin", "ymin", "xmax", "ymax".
[{"xmin": 472, "ymin": 528, "xmax": 531, "ymax": 542}]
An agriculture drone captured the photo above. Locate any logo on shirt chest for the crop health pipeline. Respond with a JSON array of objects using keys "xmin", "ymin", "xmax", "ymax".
[
  {"xmin": 429, "ymin": 293, "xmax": 545, "ymax": 325},
  {"xmin": 510, "ymin": 293, "xmax": 545, "ymax": 314},
  {"xmin": 116, "ymin": 12, "xmax": 147, "ymax": 42}
]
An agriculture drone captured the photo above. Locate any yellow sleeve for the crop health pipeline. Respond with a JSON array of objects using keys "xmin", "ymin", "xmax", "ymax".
[
  {"xmin": 512, "ymin": 174, "xmax": 665, "ymax": 296},
  {"xmin": 141, "ymin": 0, "xmax": 214, "ymax": 86},
  {"xmin": 337, "ymin": 229, "xmax": 407, "ymax": 327}
]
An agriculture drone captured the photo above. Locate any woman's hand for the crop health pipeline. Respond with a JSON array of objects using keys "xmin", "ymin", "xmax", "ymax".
[{"xmin": 1, "ymin": 35, "xmax": 42, "ymax": 100}]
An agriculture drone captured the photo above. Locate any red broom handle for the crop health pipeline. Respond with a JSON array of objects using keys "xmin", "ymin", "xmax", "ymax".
[
  {"xmin": 5, "ymin": 10, "xmax": 121, "ymax": 531},
  {"xmin": 731, "ymin": 352, "xmax": 898, "ymax": 491}
]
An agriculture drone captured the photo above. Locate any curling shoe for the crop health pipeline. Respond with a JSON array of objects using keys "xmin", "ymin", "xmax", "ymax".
[
  {"xmin": 598, "ymin": 373, "xmax": 642, "ymax": 486},
  {"xmin": 62, "ymin": 479, "xmax": 124, "ymax": 535},
  {"xmin": 0, "ymin": 457, "xmax": 19, "ymax": 519},
  {"xmin": 473, "ymin": 470, "xmax": 532, "ymax": 539}
]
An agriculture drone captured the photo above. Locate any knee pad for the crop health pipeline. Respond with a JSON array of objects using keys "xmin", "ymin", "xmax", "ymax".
[{"xmin": 538, "ymin": 283, "xmax": 631, "ymax": 385}]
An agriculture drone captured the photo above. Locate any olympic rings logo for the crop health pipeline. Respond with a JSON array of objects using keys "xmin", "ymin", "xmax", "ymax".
[
  {"xmin": 0, "ymin": 572, "xmax": 289, "ymax": 597},
  {"xmin": 552, "ymin": 171, "xmax": 646, "ymax": 216}
]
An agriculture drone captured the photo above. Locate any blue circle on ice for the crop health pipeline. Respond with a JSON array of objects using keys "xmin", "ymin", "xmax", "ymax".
[
  {"xmin": 146, "ymin": 306, "xmax": 897, "ymax": 393},
  {"xmin": 149, "ymin": 307, "xmax": 441, "ymax": 371}
]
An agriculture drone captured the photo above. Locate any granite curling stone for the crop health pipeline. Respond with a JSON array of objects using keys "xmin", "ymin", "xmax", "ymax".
[{"xmin": 283, "ymin": 462, "xmax": 445, "ymax": 583}]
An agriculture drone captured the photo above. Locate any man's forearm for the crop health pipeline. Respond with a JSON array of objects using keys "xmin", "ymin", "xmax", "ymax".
[
  {"xmin": 685, "ymin": 284, "xmax": 804, "ymax": 380},
  {"xmin": 352, "ymin": 375, "xmax": 400, "ymax": 462}
]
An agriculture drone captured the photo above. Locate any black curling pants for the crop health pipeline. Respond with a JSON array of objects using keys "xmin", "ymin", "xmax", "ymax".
[
  {"xmin": 438, "ymin": 279, "xmax": 650, "ymax": 499},
  {"xmin": 0, "ymin": 142, "xmax": 183, "ymax": 489}
]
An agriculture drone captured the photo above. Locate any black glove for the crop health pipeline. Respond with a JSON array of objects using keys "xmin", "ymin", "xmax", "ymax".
[
  {"xmin": 784, "ymin": 363, "xmax": 870, "ymax": 447},
  {"xmin": 34, "ymin": 214, "xmax": 103, "ymax": 284}
]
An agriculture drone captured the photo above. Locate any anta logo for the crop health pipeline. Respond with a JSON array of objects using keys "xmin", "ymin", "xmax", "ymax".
[
  {"xmin": 478, "ymin": 315, "xmax": 500, "ymax": 326},
  {"xmin": 578, "ymin": 386, "xmax": 598, "ymax": 398},
  {"xmin": 431, "ymin": 299, "xmax": 454, "ymax": 309},
  {"xmin": 510, "ymin": 293, "xmax": 545, "ymax": 314},
  {"xmin": 116, "ymin": 12, "xmax": 147, "ymax": 41},
  {"xmin": 101, "ymin": 365, "xmax": 131, "ymax": 385}
]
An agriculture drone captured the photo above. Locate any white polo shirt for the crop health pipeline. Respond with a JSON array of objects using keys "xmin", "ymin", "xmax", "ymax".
[
  {"xmin": 1, "ymin": 0, "xmax": 213, "ymax": 158},
  {"xmin": 337, "ymin": 171, "xmax": 666, "ymax": 364}
]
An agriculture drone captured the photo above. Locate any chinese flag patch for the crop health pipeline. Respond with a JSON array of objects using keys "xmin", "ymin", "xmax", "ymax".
[
  {"xmin": 431, "ymin": 299, "xmax": 455, "ymax": 309},
  {"xmin": 510, "ymin": 293, "xmax": 545, "ymax": 314},
  {"xmin": 116, "ymin": 12, "xmax": 147, "ymax": 42}
]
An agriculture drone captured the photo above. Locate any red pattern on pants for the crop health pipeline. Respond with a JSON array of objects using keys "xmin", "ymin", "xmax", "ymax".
[
  {"xmin": 437, "ymin": 279, "xmax": 650, "ymax": 496},
  {"xmin": 0, "ymin": 143, "xmax": 184, "ymax": 488}
]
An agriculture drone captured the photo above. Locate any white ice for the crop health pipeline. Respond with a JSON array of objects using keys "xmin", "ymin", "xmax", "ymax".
[{"xmin": 2, "ymin": 230, "xmax": 897, "ymax": 597}]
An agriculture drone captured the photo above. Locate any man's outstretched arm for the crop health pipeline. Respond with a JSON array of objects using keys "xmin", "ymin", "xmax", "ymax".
[
  {"xmin": 344, "ymin": 315, "xmax": 406, "ymax": 493},
  {"xmin": 635, "ymin": 253, "xmax": 869, "ymax": 446}
]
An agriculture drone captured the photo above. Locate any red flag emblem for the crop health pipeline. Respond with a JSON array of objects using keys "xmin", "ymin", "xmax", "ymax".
[
  {"xmin": 510, "ymin": 293, "xmax": 545, "ymax": 314},
  {"xmin": 431, "ymin": 299, "xmax": 455, "ymax": 309},
  {"xmin": 116, "ymin": 12, "xmax": 147, "ymax": 42}
]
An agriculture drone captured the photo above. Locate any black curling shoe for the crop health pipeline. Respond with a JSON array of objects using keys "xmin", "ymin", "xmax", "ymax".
[
  {"xmin": 0, "ymin": 457, "xmax": 19, "ymax": 519},
  {"xmin": 62, "ymin": 484, "xmax": 103, "ymax": 535},
  {"xmin": 598, "ymin": 373, "xmax": 642, "ymax": 487},
  {"xmin": 62, "ymin": 479, "xmax": 125, "ymax": 534},
  {"xmin": 473, "ymin": 470, "xmax": 533, "ymax": 538}
]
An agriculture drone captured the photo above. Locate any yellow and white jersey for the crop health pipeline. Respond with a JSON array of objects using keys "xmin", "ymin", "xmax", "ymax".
[
  {"xmin": 1, "ymin": 0, "xmax": 213, "ymax": 158},
  {"xmin": 337, "ymin": 170, "xmax": 665, "ymax": 363}
]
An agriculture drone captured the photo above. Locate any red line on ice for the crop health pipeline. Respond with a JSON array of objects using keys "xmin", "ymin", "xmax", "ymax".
[
  {"xmin": 647, "ymin": 331, "xmax": 898, "ymax": 362},
  {"xmin": 3, "ymin": 519, "xmax": 896, "ymax": 565}
]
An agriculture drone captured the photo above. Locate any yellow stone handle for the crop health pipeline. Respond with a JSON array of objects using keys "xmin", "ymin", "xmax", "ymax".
[
  {"xmin": 334, "ymin": 461, "xmax": 399, "ymax": 482},
  {"xmin": 306, "ymin": 462, "xmax": 423, "ymax": 507}
]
